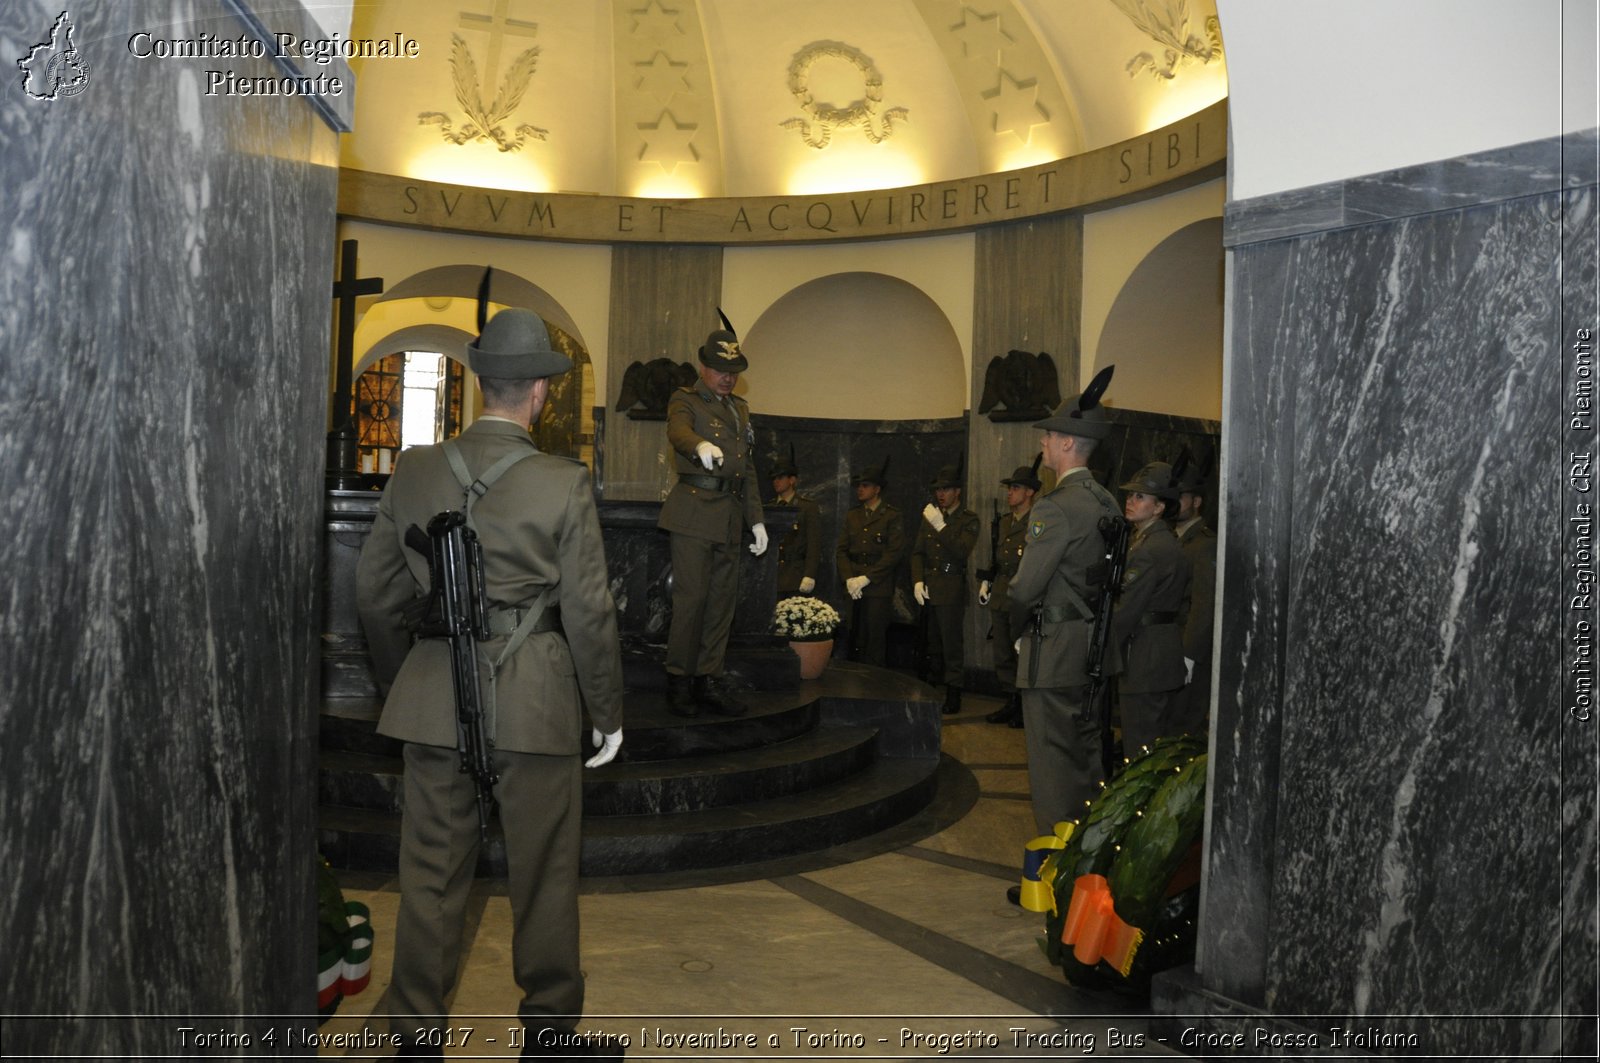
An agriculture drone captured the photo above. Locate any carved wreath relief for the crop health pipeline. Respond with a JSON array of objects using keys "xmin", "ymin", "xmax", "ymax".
[{"xmin": 780, "ymin": 41, "xmax": 908, "ymax": 149}]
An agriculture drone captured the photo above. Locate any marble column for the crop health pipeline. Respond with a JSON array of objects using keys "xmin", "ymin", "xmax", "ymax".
[
  {"xmin": 0, "ymin": 1, "xmax": 346, "ymax": 1055},
  {"xmin": 1151, "ymin": 130, "xmax": 1599, "ymax": 1057}
]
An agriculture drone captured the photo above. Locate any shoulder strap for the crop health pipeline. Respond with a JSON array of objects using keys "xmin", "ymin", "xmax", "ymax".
[{"xmin": 442, "ymin": 438, "xmax": 537, "ymax": 527}]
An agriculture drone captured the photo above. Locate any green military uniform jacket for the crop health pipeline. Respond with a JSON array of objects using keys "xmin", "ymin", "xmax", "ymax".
[
  {"xmin": 773, "ymin": 492, "xmax": 821, "ymax": 596},
  {"xmin": 657, "ymin": 380, "xmax": 764, "ymax": 545},
  {"xmin": 1111, "ymin": 517, "xmax": 1191, "ymax": 694},
  {"xmin": 987, "ymin": 509, "xmax": 1031, "ymax": 614},
  {"xmin": 1175, "ymin": 518, "xmax": 1216, "ymax": 664},
  {"xmin": 911, "ymin": 505, "xmax": 980, "ymax": 605},
  {"xmin": 1007, "ymin": 467, "xmax": 1121, "ymax": 689},
  {"xmin": 356, "ymin": 418, "xmax": 625, "ymax": 754},
  {"xmin": 836, "ymin": 501, "xmax": 905, "ymax": 598}
]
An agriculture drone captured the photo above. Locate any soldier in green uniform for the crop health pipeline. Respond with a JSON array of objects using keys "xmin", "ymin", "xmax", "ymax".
[
  {"xmin": 1111, "ymin": 461, "xmax": 1192, "ymax": 756},
  {"xmin": 911, "ymin": 463, "xmax": 981, "ymax": 715},
  {"xmin": 658, "ymin": 316, "xmax": 769, "ymax": 717},
  {"xmin": 1172, "ymin": 458, "xmax": 1216, "ymax": 737},
  {"xmin": 1008, "ymin": 368, "xmax": 1122, "ymax": 839},
  {"xmin": 356, "ymin": 308, "xmax": 624, "ymax": 1060},
  {"xmin": 769, "ymin": 445, "xmax": 820, "ymax": 597},
  {"xmin": 980, "ymin": 456, "xmax": 1042, "ymax": 727},
  {"xmin": 836, "ymin": 457, "xmax": 905, "ymax": 667}
]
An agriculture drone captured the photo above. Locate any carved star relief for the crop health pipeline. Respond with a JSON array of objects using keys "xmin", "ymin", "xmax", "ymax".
[
  {"xmin": 634, "ymin": 50, "xmax": 691, "ymax": 102},
  {"xmin": 637, "ymin": 109, "xmax": 699, "ymax": 172},
  {"xmin": 984, "ymin": 69, "xmax": 1049, "ymax": 143},
  {"xmin": 630, "ymin": 0, "xmax": 684, "ymax": 42},
  {"xmin": 949, "ymin": 4, "xmax": 1014, "ymax": 66}
]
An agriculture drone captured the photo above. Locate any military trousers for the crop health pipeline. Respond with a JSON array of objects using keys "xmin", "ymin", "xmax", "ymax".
[
  {"xmin": 1171, "ymin": 656, "xmax": 1212, "ymax": 738},
  {"xmin": 923, "ymin": 603, "xmax": 966, "ymax": 686},
  {"xmin": 847, "ymin": 595, "xmax": 892, "ymax": 667},
  {"xmin": 388, "ymin": 742, "xmax": 584, "ymax": 1035},
  {"xmin": 989, "ymin": 607, "xmax": 1017, "ymax": 692},
  {"xmin": 1021, "ymin": 686, "xmax": 1105, "ymax": 836},
  {"xmin": 1119, "ymin": 687, "xmax": 1186, "ymax": 757},
  {"xmin": 666, "ymin": 533, "xmax": 741, "ymax": 677}
]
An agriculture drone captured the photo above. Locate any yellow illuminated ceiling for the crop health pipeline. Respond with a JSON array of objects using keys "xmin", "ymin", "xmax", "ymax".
[{"xmin": 341, "ymin": 0, "xmax": 1227, "ymax": 199}]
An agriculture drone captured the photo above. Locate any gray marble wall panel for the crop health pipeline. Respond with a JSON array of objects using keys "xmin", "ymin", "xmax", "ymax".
[
  {"xmin": 1175, "ymin": 130, "xmax": 1599, "ymax": 1058},
  {"xmin": 0, "ymin": 1, "xmax": 339, "ymax": 1054}
]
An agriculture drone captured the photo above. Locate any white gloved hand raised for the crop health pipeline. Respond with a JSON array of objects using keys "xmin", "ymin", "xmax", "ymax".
[
  {"xmin": 921, "ymin": 503, "xmax": 946, "ymax": 532},
  {"xmin": 978, "ymin": 580, "xmax": 991, "ymax": 606},
  {"xmin": 1184, "ymin": 657, "xmax": 1196, "ymax": 685},
  {"xmin": 749, "ymin": 523, "xmax": 768, "ymax": 556},
  {"xmin": 913, "ymin": 581, "xmax": 928, "ymax": 606},
  {"xmin": 695, "ymin": 441, "xmax": 724, "ymax": 470},
  {"xmin": 845, "ymin": 575, "xmax": 869, "ymax": 599},
  {"xmin": 798, "ymin": 577, "xmax": 815, "ymax": 594},
  {"xmin": 585, "ymin": 728, "xmax": 622, "ymax": 768}
]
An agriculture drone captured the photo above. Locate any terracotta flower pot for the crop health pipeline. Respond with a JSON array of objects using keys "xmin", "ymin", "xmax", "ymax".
[{"xmin": 788, "ymin": 637, "xmax": 834, "ymax": 680}]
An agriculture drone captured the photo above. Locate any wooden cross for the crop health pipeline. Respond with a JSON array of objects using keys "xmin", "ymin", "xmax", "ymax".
[
  {"xmin": 330, "ymin": 239, "xmax": 383, "ymax": 432},
  {"xmin": 459, "ymin": 0, "xmax": 538, "ymax": 87}
]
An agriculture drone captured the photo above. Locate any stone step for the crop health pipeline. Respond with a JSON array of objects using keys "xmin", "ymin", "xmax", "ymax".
[
  {"xmin": 317, "ymin": 756, "xmax": 941, "ymax": 878},
  {"xmin": 319, "ymin": 725, "xmax": 882, "ymax": 817}
]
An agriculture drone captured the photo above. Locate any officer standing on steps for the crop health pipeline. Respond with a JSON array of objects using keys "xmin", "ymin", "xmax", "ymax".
[
  {"xmin": 770, "ymin": 445, "xmax": 821, "ymax": 598},
  {"xmin": 911, "ymin": 462, "xmax": 980, "ymax": 714},
  {"xmin": 658, "ymin": 312, "xmax": 769, "ymax": 718},
  {"xmin": 1111, "ymin": 461, "xmax": 1192, "ymax": 755},
  {"xmin": 837, "ymin": 457, "xmax": 905, "ymax": 667},
  {"xmin": 1172, "ymin": 454, "xmax": 1217, "ymax": 738},
  {"xmin": 356, "ymin": 301, "xmax": 624, "ymax": 1062},
  {"xmin": 981, "ymin": 455, "xmax": 1042, "ymax": 727},
  {"xmin": 1007, "ymin": 366, "xmax": 1122, "ymax": 840}
]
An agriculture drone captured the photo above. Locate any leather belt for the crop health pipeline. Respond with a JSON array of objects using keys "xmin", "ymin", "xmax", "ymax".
[
  {"xmin": 933, "ymin": 562, "xmax": 966, "ymax": 575},
  {"xmin": 486, "ymin": 605, "xmax": 562, "ymax": 637},
  {"xmin": 848, "ymin": 552, "xmax": 881, "ymax": 565},
  {"xmin": 1038, "ymin": 604, "xmax": 1092, "ymax": 624},
  {"xmin": 679, "ymin": 473, "xmax": 740, "ymax": 493},
  {"xmin": 1138, "ymin": 610, "xmax": 1179, "ymax": 628}
]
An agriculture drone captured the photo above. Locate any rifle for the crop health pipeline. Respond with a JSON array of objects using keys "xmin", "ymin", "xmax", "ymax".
[
  {"xmin": 1086, "ymin": 514, "xmax": 1131, "ymax": 778},
  {"xmin": 405, "ymin": 511, "xmax": 499, "ymax": 842}
]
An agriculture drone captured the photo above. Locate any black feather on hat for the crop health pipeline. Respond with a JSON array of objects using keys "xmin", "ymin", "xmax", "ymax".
[
  {"xmin": 465, "ymin": 265, "xmax": 572, "ymax": 380},
  {"xmin": 1001, "ymin": 452, "xmax": 1044, "ymax": 492},
  {"xmin": 1034, "ymin": 364, "xmax": 1116, "ymax": 439},
  {"xmin": 698, "ymin": 307, "xmax": 749, "ymax": 372}
]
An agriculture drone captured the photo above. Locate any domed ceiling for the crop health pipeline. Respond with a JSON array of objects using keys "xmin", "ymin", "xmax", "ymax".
[{"xmin": 341, "ymin": 0, "xmax": 1227, "ymax": 199}]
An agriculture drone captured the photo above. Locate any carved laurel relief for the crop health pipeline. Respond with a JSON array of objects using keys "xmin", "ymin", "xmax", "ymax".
[
  {"xmin": 780, "ymin": 41, "xmax": 908, "ymax": 149},
  {"xmin": 1106, "ymin": 0, "xmax": 1223, "ymax": 80}
]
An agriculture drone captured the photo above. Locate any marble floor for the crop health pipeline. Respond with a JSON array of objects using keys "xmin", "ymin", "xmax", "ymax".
[{"xmin": 319, "ymin": 692, "xmax": 1182, "ymax": 1060}]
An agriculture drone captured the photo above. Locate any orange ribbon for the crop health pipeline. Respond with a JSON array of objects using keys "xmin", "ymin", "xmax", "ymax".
[{"xmin": 1060, "ymin": 874, "xmax": 1143, "ymax": 977}]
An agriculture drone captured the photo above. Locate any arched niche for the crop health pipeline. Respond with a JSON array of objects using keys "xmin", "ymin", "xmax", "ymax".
[
  {"xmin": 354, "ymin": 319, "xmax": 595, "ymax": 465},
  {"xmin": 1092, "ymin": 217, "xmax": 1223, "ymax": 421},
  {"xmin": 376, "ymin": 264, "xmax": 587, "ymax": 349},
  {"xmin": 742, "ymin": 272, "xmax": 965, "ymax": 419}
]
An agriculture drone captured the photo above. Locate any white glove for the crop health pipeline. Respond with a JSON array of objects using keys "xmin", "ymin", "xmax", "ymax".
[
  {"xmin": 913, "ymin": 581, "xmax": 928, "ymax": 606},
  {"xmin": 695, "ymin": 441, "xmax": 723, "ymax": 470},
  {"xmin": 1184, "ymin": 657, "xmax": 1196, "ymax": 684},
  {"xmin": 978, "ymin": 580, "xmax": 991, "ymax": 606},
  {"xmin": 749, "ymin": 523, "xmax": 768, "ymax": 556},
  {"xmin": 1014, "ymin": 638, "xmax": 1023, "ymax": 655},
  {"xmin": 921, "ymin": 503, "xmax": 946, "ymax": 532},
  {"xmin": 846, "ymin": 575, "xmax": 869, "ymax": 599},
  {"xmin": 585, "ymin": 728, "xmax": 622, "ymax": 768},
  {"xmin": 799, "ymin": 577, "xmax": 815, "ymax": 594}
]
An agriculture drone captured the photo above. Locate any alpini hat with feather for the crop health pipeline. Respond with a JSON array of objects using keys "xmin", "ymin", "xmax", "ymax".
[
  {"xmin": 852, "ymin": 454, "xmax": 890, "ymax": 487},
  {"xmin": 699, "ymin": 308, "xmax": 749, "ymax": 373},
  {"xmin": 1120, "ymin": 460, "xmax": 1182, "ymax": 502},
  {"xmin": 929, "ymin": 455, "xmax": 964, "ymax": 490},
  {"xmin": 1001, "ymin": 453, "xmax": 1044, "ymax": 492},
  {"xmin": 771, "ymin": 443, "xmax": 800, "ymax": 479},
  {"xmin": 1034, "ymin": 364, "xmax": 1115, "ymax": 440},
  {"xmin": 466, "ymin": 267, "xmax": 572, "ymax": 379}
]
